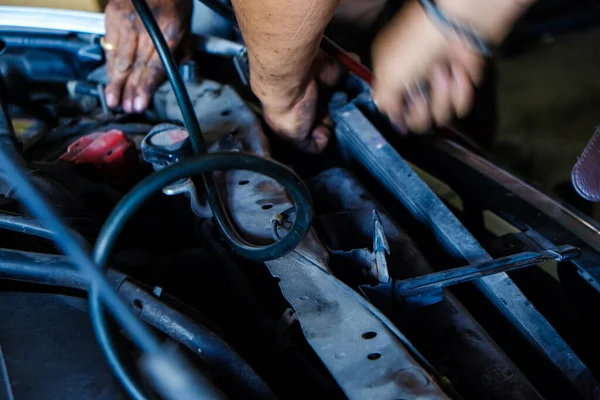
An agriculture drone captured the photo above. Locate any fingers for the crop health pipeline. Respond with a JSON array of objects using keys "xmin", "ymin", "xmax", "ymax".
[
  {"xmin": 404, "ymin": 84, "xmax": 432, "ymax": 133},
  {"xmin": 128, "ymin": 55, "xmax": 165, "ymax": 113},
  {"xmin": 376, "ymin": 62, "xmax": 477, "ymax": 134},
  {"xmin": 449, "ymin": 63, "xmax": 475, "ymax": 119},
  {"xmin": 304, "ymin": 123, "xmax": 331, "ymax": 154},
  {"xmin": 122, "ymin": 34, "xmax": 154, "ymax": 112},
  {"xmin": 449, "ymin": 41, "xmax": 485, "ymax": 86},
  {"xmin": 372, "ymin": 82, "xmax": 406, "ymax": 133},
  {"xmin": 261, "ymin": 78, "xmax": 334, "ymax": 154},
  {"xmin": 103, "ymin": 0, "xmax": 187, "ymax": 113},
  {"xmin": 403, "ymin": 65, "xmax": 474, "ymax": 131},
  {"xmin": 105, "ymin": 31, "xmax": 138, "ymax": 109},
  {"xmin": 104, "ymin": 2, "xmax": 138, "ymax": 109},
  {"xmin": 430, "ymin": 64, "xmax": 452, "ymax": 126},
  {"xmin": 121, "ymin": 20, "xmax": 182, "ymax": 113}
]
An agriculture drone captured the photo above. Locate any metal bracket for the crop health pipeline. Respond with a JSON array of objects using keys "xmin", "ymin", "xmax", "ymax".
[
  {"xmin": 265, "ymin": 249, "xmax": 449, "ymax": 400},
  {"xmin": 395, "ymin": 245, "xmax": 580, "ymax": 307}
]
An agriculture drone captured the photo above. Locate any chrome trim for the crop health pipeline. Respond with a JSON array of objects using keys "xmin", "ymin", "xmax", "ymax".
[{"xmin": 0, "ymin": 6, "xmax": 105, "ymax": 35}]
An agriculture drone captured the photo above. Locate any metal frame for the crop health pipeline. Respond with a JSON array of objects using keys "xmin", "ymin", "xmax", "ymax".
[
  {"xmin": 309, "ymin": 168, "xmax": 547, "ymax": 399},
  {"xmin": 416, "ymin": 138, "xmax": 600, "ymax": 288},
  {"xmin": 330, "ymin": 94, "xmax": 599, "ymax": 399}
]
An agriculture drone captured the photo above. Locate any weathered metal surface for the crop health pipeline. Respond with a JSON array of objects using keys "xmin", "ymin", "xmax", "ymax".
[
  {"xmin": 155, "ymin": 79, "xmax": 291, "ymax": 244},
  {"xmin": 330, "ymin": 101, "xmax": 599, "ymax": 399},
  {"xmin": 265, "ymin": 249, "xmax": 449, "ymax": 400},
  {"xmin": 310, "ymin": 167, "xmax": 545, "ymax": 400}
]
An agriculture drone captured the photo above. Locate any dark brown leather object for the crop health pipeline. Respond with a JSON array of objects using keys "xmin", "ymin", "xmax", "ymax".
[{"xmin": 572, "ymin": 127, "xmax": 600, "ymax": 202}]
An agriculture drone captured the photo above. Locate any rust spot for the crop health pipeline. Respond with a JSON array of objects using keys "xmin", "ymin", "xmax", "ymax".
[
  {"xmin": 255, "ymin": 180, "xmax": 279, "ymax": 194},
  {"xmin": 395, "ymin": 368, "xmax": 431, "ymax": 388}
]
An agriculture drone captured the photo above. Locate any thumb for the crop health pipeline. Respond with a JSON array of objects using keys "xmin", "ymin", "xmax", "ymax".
[{"xmin": 314, "ymin": 50, "xmax": 344, "ymax": 87}]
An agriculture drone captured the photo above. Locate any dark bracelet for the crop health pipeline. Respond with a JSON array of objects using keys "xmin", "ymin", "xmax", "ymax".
[{"xmin": 418, "ymin": 0, "xmax": 494, "ymax": 57}]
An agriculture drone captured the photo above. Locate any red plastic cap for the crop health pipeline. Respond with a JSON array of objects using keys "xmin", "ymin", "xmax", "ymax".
[{"xmin": 60, "ymin": 129, "xmax": 138, "ymax": 186}]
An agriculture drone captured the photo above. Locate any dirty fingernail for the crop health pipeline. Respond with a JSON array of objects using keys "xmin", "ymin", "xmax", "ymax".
[
  {"xmin": 133, "ymin": 97, "xmax": 144, "ymax": 113},
  {"xmin": 106, "ymin": 93, "xmax": 116, "ymax": 108},
  {"xmin": 123, "ymin": 99, "xmax": 132, "ymax": 113}
]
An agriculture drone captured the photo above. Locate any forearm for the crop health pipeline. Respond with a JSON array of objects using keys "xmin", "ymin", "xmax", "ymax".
[{"xmin": 231, "ymin": 0, "xmax": 339, "ymax": 111}]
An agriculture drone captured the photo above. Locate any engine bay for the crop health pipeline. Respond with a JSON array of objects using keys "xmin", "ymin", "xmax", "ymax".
[{"xmin": 2, "ymin": 6, "xmax": 600, "ymax": 400}]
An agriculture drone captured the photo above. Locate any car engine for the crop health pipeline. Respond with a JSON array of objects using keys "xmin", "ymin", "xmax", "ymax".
[{"xmin": 1, "ymin": 5, "xmax": 600, "ymax": 400}]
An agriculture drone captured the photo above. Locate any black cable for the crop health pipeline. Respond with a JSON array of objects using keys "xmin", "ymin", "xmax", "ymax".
[
  {"xmin": 0, "ymin": 214, "xmax": 55, "ymax": 240},
  {"xmin": 89, "ymin": 291, "xmax": 147, "ymax": 400},
  {"xmin": 0, "ymin": 247, "xmax": 273, "ymax": 399},
  {"xmin": 0, "ymin": 138, "xmax": 230, "ymax": 400},
  {"xmin": 0, "ymin": 36, "xmax": 224, "ymax": 400},
  {"xmin": 132, "ymin": 0, "xmax": 206, "ymax": 155},
  {"xmin": 0, "ymin": 145, "xmax": 161, "ymax": 355},
  {"xmin": 94, "ymin": 154, "xmax": 312, "ymax": 266},
  {"xmin": 90, "ymin": 153, "xmax": 309, "ymax": 399},
  {"xmin": 0, "ymin": 248, "xmax": 90, "ymax": 290},
  {"xmin": 133, "ymin": 0, "xmax": 285, "ymax": 260},
  {"xmin": 83, "ymin": 1, "xmax": 311, "ymax": 397},
  {"xmin": 117, "ymin": 279, "xmax": 275, "ymax": 400}
]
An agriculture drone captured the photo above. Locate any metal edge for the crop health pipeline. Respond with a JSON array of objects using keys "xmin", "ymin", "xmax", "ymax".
[
  {"xmin": 435, "ymin": 139, "xmax": 600, "ymax": 251},
  {"xmin": 330, "ymin": 101, "xmax": 599, "ymax": 399},
  {"xmin": 0, "ymin": 6, "xmax": 105, "ymax": 35}
]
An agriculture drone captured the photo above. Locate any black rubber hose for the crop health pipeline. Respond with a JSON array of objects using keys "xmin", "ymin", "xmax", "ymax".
[
  {"xmin": 0, "ymin": 248, "xmax": 91, "ymax": 290},
  {"xmin": 88, "ymin": 1, "xmax": 313, "ymax": 397},
  {"xmin": 0, "ymin": 144, "xmax": 161, "ymax": 355},
  {"xmin": 0, "ymin": 214, "xmax": 55, "ymax": 239},
  {"xmin": 0, "ymin": 124, "xmax": 225, "ymax": 400},
  {"xmin": 132, "ymin": 0, "xmax": 278, "ymax": 260},
  {"xmin": 52, "ymin": 0, "xmax": 309, "ymax": 396},
  {"xmin": 0, "ymin": 246, "xmax": 273, "ymax": 399},
  {"xmin": 117, "ymin": 280, "xmax": 275, "ymax": 399},
  {"xmin": 89, "ymin": 289, "xmax": 147, "ymax": 400},
  {"xmin": 90, "ymin": 153, "xmax": 310, "ymax": 400},
  {"xmin": 95, "ymin": 154, "xmax": 312, "ymax": 263}
]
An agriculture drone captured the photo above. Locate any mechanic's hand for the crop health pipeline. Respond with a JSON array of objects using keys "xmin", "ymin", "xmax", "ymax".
[
  {"xmin": 103, "ymin": 0, "xmax": 192, "ymax": 113},
  {"xmin": 258, "ymin": 52, "xmax": 342, "ymax": 154},
  {"xmin": 371, "ymin": 0, "xmax": 485, "ymax": 133}
]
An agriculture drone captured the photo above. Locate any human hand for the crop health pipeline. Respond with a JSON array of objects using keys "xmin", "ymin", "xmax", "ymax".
[
  {"xmin": 371, "ymin": 0, "xmax": 484, "ymax": 133},
  {"xmin": 257, "ymin": 52, "xmax": 342, "ymax": 154},
  {"xmin": 371, "ymin": 0, "xmax": 533, "ymax": 133},
  {"xmin": 103, "ymin": 0, "xmax": 192, "ymax": 113}
]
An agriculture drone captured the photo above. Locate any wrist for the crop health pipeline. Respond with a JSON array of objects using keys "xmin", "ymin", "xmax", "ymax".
[
  {"xmin": 373, "ymin": 1, "xmax": 449, "ymax": 69},
  {"xmin": 250, "ymin": 72, "xmax": 312, "ymax": 114},
  {"xmin": 435, "ymin": 0, "xmax": 536, "ymax": 45}
]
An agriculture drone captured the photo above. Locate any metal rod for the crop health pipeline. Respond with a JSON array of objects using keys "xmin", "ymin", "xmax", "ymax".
[{"xmin": 395, "ymin": 245, "xmax": 580, "ymax": 297}]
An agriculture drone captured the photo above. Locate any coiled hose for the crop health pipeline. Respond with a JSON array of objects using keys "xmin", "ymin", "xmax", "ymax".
[
  {"xmin": 85, "ymin": 0, "xmax": 313, "ymax": 398},
  {"xmin": 90, "ymin": 154, "xmax": 311, "ymax": 399}
]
